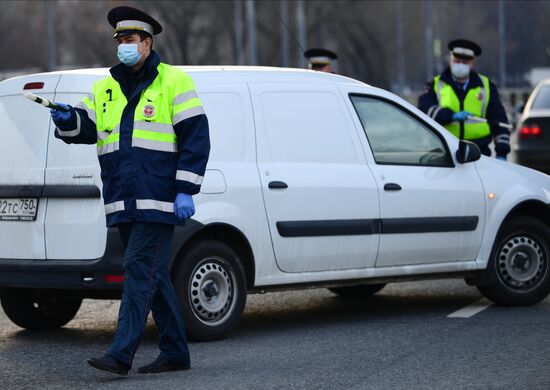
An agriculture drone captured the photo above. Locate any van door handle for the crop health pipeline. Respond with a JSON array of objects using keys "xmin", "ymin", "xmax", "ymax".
[
  {"xmin": 268, "ymin": 181, "xmax": 288, "ymax": 189},
  {"xmin": 384, "ymin": 183, "xmax": 402, "ymax": 191}
]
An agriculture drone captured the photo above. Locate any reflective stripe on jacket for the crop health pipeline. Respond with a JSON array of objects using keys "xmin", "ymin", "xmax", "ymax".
[{"xmin": 434, "ymin": 73, "xmax": 491, "ymax": 140}]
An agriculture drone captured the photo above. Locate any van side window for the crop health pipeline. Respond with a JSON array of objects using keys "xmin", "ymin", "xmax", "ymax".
[
  {"xmin": 350, "ymin": 95, "xmax": 452, "ymax": 167},
  {"xmin": 260, "ymin": 91, "xmax": 358, "ymax": 163}
]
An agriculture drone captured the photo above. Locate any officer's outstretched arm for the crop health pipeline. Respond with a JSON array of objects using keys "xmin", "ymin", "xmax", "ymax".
[{"xmin": 53, "ymin": 95, "xmax": 97, "ymax": 145}]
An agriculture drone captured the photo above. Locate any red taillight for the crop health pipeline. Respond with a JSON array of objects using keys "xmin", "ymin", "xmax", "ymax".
[
  {"xmin": 519, "ymin": 124, "xmax": 542, "ymax": 139},
  {"xmin": 23, "ymin": 82, "xmax": 44, "ymax": 90},
  {"xmin": 104, "ymin": 274, "xmax": 124, "ymax": 283}
]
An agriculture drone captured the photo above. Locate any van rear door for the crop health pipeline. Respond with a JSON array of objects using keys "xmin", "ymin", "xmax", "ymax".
[
  {"xmin": 0, "ymin": 74, "xmax": 60, "ymax": 260},
  {"xmin": 44, "ymin": 73, "xmax": 107, "ymax": 260}
]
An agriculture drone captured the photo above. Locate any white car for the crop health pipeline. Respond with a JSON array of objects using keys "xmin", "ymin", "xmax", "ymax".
[{"xmin": 1, "ymin": 67, "xmax": 549, "ymax": 341}]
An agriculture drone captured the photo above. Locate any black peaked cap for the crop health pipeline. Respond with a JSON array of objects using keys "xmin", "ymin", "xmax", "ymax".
[
  {"xmin": 304, "ymin": 48, "xmax": 338, "ymax": 60},
  {"xmin": 448, "ymin": 39, "xmax": 482, "ymax": 57},
  {"xmin": 108, "ymin": 6, "xmax": 162, "ymax": 36}
]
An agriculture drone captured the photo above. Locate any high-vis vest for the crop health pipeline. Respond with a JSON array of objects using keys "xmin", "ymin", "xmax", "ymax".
[
  {"xmin": 75, "ymin": 61, "xmax": 206, "ymax": 226},
  {"xmin": 78, "ymin": 63, "xmax": 203, "ymax": 157},
  {"xmin": 434, "ymin": 74, "xmax": 491, "ymax": 140}
]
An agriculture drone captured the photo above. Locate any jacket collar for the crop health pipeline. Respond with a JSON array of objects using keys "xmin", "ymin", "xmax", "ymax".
[{"xmin": 440, "ymin": 67, "xmax": 484, "ymax": 89}]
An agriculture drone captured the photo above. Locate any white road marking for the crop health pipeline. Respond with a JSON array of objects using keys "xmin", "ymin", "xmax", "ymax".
[{"xmin": 447, "ymin": 298, "xmax": 494, "ymax": 318}]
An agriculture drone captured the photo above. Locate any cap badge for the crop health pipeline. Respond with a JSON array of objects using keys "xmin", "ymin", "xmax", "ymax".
[{"xmin": 143, "ymin": 104, "xmax": 156, "ymax": 118}]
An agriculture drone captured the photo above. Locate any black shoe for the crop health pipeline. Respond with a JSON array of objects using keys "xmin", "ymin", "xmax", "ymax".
[
  {"xmin": 87, "ymin": 355, "xmax": 129, "ymax": 376},
  {"xmin": 137, "ymin": 356, "xmax": 190, "ymax": 374}
]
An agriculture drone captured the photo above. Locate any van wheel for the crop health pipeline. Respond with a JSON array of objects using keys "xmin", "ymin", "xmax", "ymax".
[
  {"xmin": 0, "ymin": 289, "xmax": 82, "ymax": 330},
  {"xmin": 328, "ymin": 283, "xmax": 386, "ymax": 297},
  {"xmin": 173, "ymin": 240, "xmax": 247, "ymax": 341},
  {"xmin": 478, "ymin": 216, "xmax": 550, "ymax": 306}
]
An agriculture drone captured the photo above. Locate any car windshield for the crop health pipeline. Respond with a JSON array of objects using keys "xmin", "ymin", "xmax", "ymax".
[{"xmin": 532, "ymin": 85, "xmax": 550, "ymax": 109}]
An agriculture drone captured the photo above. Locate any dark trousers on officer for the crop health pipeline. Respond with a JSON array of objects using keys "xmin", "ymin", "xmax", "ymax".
[{"xmin": 106, "ymin": 222, "xmax": 190, "ymax": 368}]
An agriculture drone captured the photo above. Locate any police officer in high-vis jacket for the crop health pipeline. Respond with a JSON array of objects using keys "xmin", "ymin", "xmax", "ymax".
[
  {"xmin": 50, "ymin": 6, "xmax": 210, "ymax": 375},
  {"xmin": 418, "ymin": 39, "xmax": 510, "ymax": 160}
]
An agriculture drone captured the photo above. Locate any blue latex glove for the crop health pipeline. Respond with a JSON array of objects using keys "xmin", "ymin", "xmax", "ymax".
[
  {"xmin": 452, "ymin": 111, "xmax": 471, "ymax": 122},
  {"xmin": 174, "ymin": 193, "xmax": 195, "ymax": 221},
  {"xmin": 50, "ymin": 103, "xmax": 72, "ymax": 126},
  {"xmin": 496, "ymin": 156, "xmax": 507, "ymax": 161}
]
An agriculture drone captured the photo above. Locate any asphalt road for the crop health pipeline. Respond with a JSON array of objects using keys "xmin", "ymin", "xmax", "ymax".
[{"xmin": 1, "ymin": 279, "xmax": 549, "ymax": 390}]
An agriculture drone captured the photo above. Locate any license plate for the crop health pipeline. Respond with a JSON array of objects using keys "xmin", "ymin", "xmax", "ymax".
[{"xmin": 0, "ymin": 198, "xmax": 39, "ymax": 221}]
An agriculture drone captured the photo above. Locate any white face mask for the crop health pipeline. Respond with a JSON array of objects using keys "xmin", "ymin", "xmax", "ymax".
[
  {"xmin": 117, "ymin": 40, "xmax": 146, "ymax": 67},
  {"xmin": 451, "ymin": 62, "xmax": 470, "ymax": 79}
]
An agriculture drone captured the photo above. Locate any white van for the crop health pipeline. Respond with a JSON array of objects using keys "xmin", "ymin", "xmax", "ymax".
[{"xmin": 1, "ymin": 67, "xmax": 550, "ymax": 341}]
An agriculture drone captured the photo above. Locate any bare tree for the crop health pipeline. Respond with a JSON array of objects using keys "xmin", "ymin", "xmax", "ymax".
[{"xmin": 0, "ymin": 1, "xmax": 48, "ymax": 71}]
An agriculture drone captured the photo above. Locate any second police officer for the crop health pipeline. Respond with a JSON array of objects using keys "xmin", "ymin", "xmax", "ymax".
[
  {"xmin": 304, "ymin": 48, "xmax": 338, "ymax": 73},
  {"xmin": 418, "ymin": 39, "xmax": 510, "ymax": 160}
]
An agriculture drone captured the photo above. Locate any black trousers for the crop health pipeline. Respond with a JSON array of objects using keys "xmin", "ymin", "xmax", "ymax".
[{"xmin": 106, "ymin": 222, "xmax": 189, "ymax": 367}]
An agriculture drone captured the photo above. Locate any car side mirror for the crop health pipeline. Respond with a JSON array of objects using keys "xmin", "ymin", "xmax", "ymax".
[{"xmin": 456, "ymin": 140, "xmax": 481, "ymax": 164}]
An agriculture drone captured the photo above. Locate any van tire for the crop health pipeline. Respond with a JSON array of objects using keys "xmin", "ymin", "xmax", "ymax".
[
  {"xmin": 478, "ymin": 216, "xmax": 550, "ymax": 306},
  {"xmin": 0, "ymin": 289, "xmax": 82, "ymax": 330},
  {"xmin": 328, "ymin": 283, "xmax": 386, "ymax": 298},
  {"xmin": 173, "ymin": 240, "xmax": 247, "ymax": 341}
]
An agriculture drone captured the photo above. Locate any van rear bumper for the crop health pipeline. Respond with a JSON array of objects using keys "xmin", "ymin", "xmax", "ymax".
[
  {"xmin": 0, "ymin": 227, "xmax": 125, "ymax": 291},
  {"xmin": 0, "ymin": 258, "xmax": 124, "ymax": 290},
  {"xmin": 0, "ymin": 222, "xmax": 201, "ymax": 292}
]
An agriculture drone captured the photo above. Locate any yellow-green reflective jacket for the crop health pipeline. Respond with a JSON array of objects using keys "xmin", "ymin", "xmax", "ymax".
[
  {"xmin": 68, "ymin": 52, "xmax": 210, "ymax": 226},
  {"xmin": 434, "ymin": 73, "xmax": 491, "ymax": 140}
]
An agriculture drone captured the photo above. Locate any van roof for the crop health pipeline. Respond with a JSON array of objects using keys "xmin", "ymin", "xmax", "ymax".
[{"xmin": 10, "ymin": 66, "xmax": 366, "ymax": 86}]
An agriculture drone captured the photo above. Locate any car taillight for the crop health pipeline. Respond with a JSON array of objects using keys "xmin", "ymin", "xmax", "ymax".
[
  {"xmin": 23, "ymin": 82, "xmax": 44, "ymax": 90},
  {"xmin": 519, "ymin": 124, "xmax": 542, "ymax": 139},
  {"xmin": 104, "ymin": 274, "xmax": 124, "ymax": 283}
]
